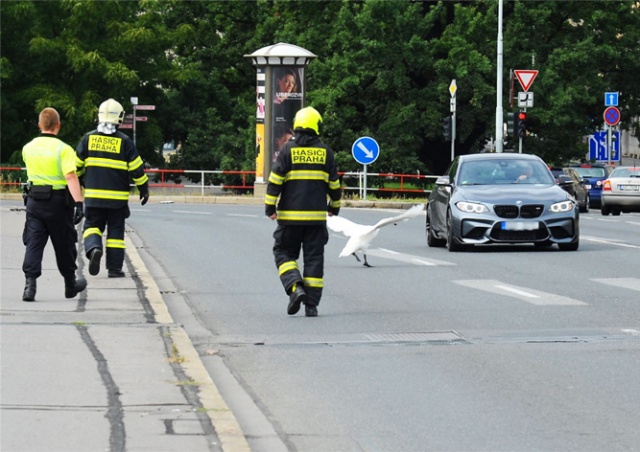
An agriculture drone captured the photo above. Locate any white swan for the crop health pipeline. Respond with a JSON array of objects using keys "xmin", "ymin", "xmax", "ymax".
[{"xmin": 326, "ymin": 204, "xmax": 425, "ymax": 267}]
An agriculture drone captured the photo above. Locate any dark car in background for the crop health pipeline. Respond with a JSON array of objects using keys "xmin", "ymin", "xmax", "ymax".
[
  {"xmin": 426, "ymin": 154, "xmax": 580, "ymax": 251},
  {"xmin": 569, "ymin": 163, "xmax": 614, "ymax": 208},
  {"xmin": 549, "ymin": 167, "xmax": 590, "ymax": 213}
]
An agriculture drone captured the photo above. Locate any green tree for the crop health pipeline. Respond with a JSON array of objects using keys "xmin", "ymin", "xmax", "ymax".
[{"xmin": 2, "ymin": 0, "xmax": 638, "ymax": 177}]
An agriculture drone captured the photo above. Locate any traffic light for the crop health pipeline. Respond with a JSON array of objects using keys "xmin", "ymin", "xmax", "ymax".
[
  {"xmin": 517, "ymin": 111, "xmax": 527, "ymax": 138},
  {"xmin": 506, "ymin": 111, "xmax": 515, "ymax": 136},
  {"xmin": 442, "ymin": 116, "xmax": 452, "ymax": 141}
]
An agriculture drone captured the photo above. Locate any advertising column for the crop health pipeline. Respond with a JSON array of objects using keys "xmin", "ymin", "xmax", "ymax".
[{"xmin": 245, "ymin": 43, "xmax": 317, "ymax": 197}]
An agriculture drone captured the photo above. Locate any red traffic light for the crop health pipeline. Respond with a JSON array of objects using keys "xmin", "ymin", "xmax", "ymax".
[{"xmin": 518, "ymin": 111, "xmax": 527, "ymax": 121}]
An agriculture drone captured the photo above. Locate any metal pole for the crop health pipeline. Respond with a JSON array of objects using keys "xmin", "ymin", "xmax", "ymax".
[
  {"xmin": 495, "ymin": 0, "xmax": 504, "ymax": 153},
  {"xmin": 133, "ymin": 109, "xmax": 137, "ymax": 147},
  {"xmin": 607, "ymin": 125, "xmax": 612, "ymax": 166},
  {"xmin": 130, "ymin": 96, "xmax": 138, "ymax": 147},
  {"xmin": 451, "ymin": 112, "xmax": 456, "ymax": 161},
  {"xmin": 363, "ymin": 164, "xmax": 368, "ymax": 200},
  {"xmin": 449, "ymin": 80, "xmax": 457, "ymax": 161}
]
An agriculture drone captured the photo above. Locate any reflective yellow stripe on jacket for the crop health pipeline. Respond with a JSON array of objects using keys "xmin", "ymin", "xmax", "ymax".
[
  {"xmin": 84, "ymin": 188, "xmax": 130, "ymax": 201},
  {"xmin": 276, "ymin": 210, "xmax": 328, "ymax": 222}
]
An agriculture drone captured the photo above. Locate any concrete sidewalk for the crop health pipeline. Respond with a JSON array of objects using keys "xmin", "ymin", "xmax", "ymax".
[{"xmin": 0, "ymin": 201, "xmax": 250, "ymax": 452}]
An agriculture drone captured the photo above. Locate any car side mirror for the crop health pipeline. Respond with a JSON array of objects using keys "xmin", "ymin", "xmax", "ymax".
[{"xmin": 435, "ymin": 175, "xmax": 451, "ymax": 186}]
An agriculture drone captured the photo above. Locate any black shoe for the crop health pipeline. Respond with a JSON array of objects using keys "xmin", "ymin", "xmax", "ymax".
[
  {"xmin": 287, "ymin": 284, "xmax": 306, "ymax": 315},
  {"xmin": 22, "ymin": 277, "xmax": 37, "ymax": 302},
  {"xmin": 88, "ymin": 248, "xmax": 102, "ymax": 276},
  {"xmin": 305, "ymin": 305, "xmax": 318, "ymax": 317},
  {"xmin": 65, "ymin": 276, "xmax": 87, "ymax": 299},
  {"xmin": 108, "ymin": 270, "xmax": 125, "ymax": 278}
]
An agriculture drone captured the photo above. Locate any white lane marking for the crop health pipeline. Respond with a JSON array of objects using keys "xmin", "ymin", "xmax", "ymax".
[
  {"xmin": 582, "ymin": 235, "xmax": 640, "ymax": 249},
  {"xmin": 228, "ymin": 213, "xmax": 259, "ymax": 218},
  {"xmin": 495, "ymin": 285, "xmax": 540, "ymax": 299},
  {"xmin": 454, "ymin": 280, "xmax": 587, "ymax": 306},
  {"xmin": 173, "ymin": 210, "xmax": 212, "ymax": 215},
  {"xmin": 622, "ymin": 329, "xmax": 640, "ymax": 336},
  {"xmin": 626, "ymin": 221, "xmax": 640, "ymax": 226},
  {"xmin": 368, "ymin": 248, "xmax": 456, "ymax": 266},
  {"xmin": 411, "ymin": 258, "xmax": 437, "ymax": 266},
  {"xmin": 591, "ymin": 278, "xmax": 640, "ymax": 292}
]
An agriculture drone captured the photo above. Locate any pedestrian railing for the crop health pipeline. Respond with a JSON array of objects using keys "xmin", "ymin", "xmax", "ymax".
[{"xmin": 1, "ymin": 166, "xmax": 437, "ymax": 197}]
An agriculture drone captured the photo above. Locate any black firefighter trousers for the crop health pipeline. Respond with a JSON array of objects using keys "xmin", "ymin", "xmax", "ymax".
[
  {"xmin": 83, "ymin": 205, "xmax": 129, "ymax": 272},
  {"xmin": 273, "ymin": 224, "xmax": 328, "ymax": 307}
]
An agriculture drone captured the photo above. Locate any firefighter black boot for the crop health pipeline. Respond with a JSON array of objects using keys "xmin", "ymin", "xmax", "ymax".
[
  {"xmin": 22, "ymin": 277, "xmax": 37, "ymax": 302},
  {"xmin": 287, "ymin": 283, "xmax": 306, "ymax": 315},
  {"xmin": 88, "ymin": 248, "xmax": 103, "ymax": 276},
  {"xmin": 65, "ymin": 276, "xmax": 87, "ymax": 299}
]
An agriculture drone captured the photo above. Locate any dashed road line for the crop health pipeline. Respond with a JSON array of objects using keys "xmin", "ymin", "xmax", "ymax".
[
  {"xmin": 582, "ymin": 235, "xmax": 640, "ymax": 249},
  {"xmin": 591, "ymin": 277, "xmax": 640, "ymax": 292},
  {"xmin": 173, "ymin": 210, "xmax": 212, "ymax": 215},
  {"xmin": 370, "ymin": 248, "xmax": 456, "ymax": 266},
  {"xmin": 453, "ymin": 280, "xmax": 587, "ymax": 306}
]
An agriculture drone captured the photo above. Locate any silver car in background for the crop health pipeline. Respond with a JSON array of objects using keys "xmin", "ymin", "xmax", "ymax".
[
  {"xmin": 600, "ymin": 166, "xmax": 640, "ymax": 215},
  {"xmin": 426, "ymin": 153, "xmax": 580, "ymax": 251}
]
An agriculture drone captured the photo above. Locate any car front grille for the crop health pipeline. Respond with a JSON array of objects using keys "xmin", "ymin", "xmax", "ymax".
[
  {"xmin": 491, "ymin": 228, "xmax": 549, "ymax": 241},
  {"xmin": 494, "ymin": 204, "xmax": 544, "ymax": 219}
]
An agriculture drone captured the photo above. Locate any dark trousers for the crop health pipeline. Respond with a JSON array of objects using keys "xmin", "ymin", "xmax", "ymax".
[
  {"xmin": 22, "ymin": 194, "xmax": 78, "ymax": 279},
  {"xmin": 273, "ymin": 224, "xmax": 328, "ymax": 307},
  {"xmin": 83, "ymin": 205, "xmax": 129, "ymax": 271}
]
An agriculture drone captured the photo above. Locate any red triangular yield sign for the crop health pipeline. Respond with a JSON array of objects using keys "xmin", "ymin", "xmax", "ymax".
[{"xmin": 514, "ymin": 70, "xmax": 538, "ymax": 92}]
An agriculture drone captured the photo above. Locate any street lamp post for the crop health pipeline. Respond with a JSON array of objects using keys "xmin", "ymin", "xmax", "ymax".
[{"xmin": 495, "ymin": 0, "xmax": 504, "ymax": 153}]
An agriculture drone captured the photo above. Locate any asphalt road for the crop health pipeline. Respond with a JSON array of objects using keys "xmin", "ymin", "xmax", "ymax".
[{"xmin": 127, "ymin": 203, "xmax": 640, "ymax": 451}]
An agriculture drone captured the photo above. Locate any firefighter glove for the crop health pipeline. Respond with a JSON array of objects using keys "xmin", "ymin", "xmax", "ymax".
[
  {"xmin": 73, "ymin": 202, "xmax": 84, "ymax": 225},
  {"xmin": 139, "ymin": 187, "xmax": 149, "ymax": 206}
]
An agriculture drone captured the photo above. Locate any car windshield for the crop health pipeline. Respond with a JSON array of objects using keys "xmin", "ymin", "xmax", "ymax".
[
  {"xmin": 610, "ymin": 167, "xmax": 640, "ymax": 178},
  {"xmin": 458, "ymin": 159, "xmax": 555, "ymax": 185},
  {"xmin": 573, "ymin": 167, "xmax": 606, "ymax": 178}
]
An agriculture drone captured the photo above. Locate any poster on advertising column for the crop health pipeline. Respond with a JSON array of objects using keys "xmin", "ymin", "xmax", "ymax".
[
  {"xmin": 255, "ymin": 67, "xmax": 266, "ymax": 181},
  {"xmin": 271, "ymin": 66, "xmax": 304, "ymax": 162}
]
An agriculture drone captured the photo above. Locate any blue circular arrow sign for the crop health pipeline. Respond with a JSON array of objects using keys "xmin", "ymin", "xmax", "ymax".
[{"xmin": 351, "ymin": 137, "xmax": 380, "ymax": 165}]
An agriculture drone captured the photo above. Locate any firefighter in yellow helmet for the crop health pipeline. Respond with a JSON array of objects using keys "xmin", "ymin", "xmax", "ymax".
[
  {"xmin": 265, "ymin": 107, "xmax": 342, "ymax": 317},
  {"xmin": 75, "ymin": 99, "xmax": 150, "ymax": 278},
  {"xmin": 21, "ymin": 107, "xmax": 87, "ymax": 301}
]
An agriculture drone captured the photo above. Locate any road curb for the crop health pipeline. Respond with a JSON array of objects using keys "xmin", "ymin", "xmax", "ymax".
[{"xmin": 125, "ymin": 234, "xmax": 251, "ymax": 452}]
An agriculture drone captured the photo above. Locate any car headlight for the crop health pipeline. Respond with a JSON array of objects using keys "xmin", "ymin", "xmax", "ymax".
[
  {"xmin": 549, "ymin": 200, "xmax": 575, "ymax": 213},
  {"xmin": 455, "ymin": 201, "xmax": 489, "ymax": 213}
]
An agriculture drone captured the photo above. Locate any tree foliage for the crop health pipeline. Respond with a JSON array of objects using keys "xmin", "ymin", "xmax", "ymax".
[{"xmin": 2, "ymin": 0, "xmax": 638, "ymax": 175}]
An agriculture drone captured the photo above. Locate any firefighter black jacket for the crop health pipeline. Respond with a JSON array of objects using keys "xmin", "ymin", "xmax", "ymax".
[
  {"xmin": 76, "ymin": 129, "xmax": 149, "ymax": 209},
  {"xmin": 265, "ymin": 131, "xmax": 341, "ymax": 224}
]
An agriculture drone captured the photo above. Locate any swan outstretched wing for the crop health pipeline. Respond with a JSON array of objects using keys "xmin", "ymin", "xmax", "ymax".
[{"xmin": 371, "ymin": 204, "xmax": 425, "ymax": 230}]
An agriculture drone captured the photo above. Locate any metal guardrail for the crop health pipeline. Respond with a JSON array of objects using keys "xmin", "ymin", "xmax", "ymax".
[{"xmin": 1, "ymin": 167, "xmax": 437, "ymax": 197}]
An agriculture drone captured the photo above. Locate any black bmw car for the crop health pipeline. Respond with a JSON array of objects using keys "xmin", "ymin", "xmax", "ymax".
[{"xmin": 426, "ymin": 153, "xmax": 580, "ymax": 251}]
